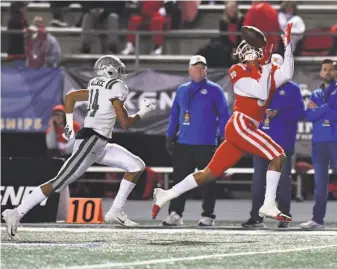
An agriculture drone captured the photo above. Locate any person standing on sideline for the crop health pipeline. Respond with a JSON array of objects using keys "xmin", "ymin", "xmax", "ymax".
[
  {"xmin": 164, "ymin": 55, "xmax": 230, "ymax": 226},
  {"xmin": 242, "ymin": 54, "xmax": 305, "ymax": 229},
  {"xmin": 300, "ymin": 59, "xmax": 337, "ymax": 230}
]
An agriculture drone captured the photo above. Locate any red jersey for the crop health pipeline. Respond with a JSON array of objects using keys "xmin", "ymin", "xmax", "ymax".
[
  {"xmin": 228, "ymin": 44, "xmax": 294, "ymax": 122},
  {"xmin": 229, "ymin": 63, "xmax": 278, "ymax": 122}
]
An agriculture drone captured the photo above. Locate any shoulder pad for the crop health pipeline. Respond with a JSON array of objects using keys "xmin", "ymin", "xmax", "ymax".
[
  {"xmin": 105, "ymin": 79, "xmax": 123, "ymax": 90},
  {"xmin": 228, "ymin": 64, "xmax": 247, "ymax": 83}
]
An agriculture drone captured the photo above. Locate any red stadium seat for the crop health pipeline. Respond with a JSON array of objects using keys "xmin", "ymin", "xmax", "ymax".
[{"xmin": 298, "ymin": 28, "xmax": 336, "ymax": 56}]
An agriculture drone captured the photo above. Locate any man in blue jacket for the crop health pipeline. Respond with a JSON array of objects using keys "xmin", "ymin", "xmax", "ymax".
[
  {"xmin": 242, "ymin": 54, "xmax": 305, "ymax": 228},
  {"xmin": 300, "ymin": 59, "xmax": 337, "ymax": 229},
  {"xmin": 164, "ymin": 55, "xmax": 230, "ymax": 226}
]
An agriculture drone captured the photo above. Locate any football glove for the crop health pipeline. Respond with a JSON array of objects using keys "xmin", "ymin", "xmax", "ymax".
[
  {"xmin": 282, "ymin": 23, "xmax": 293, "ymax": 47},
  {"xmin": 62, "ymin": 113, "xmax": 75, "ymax": 141},
  {"xmin": 137, "ymin": 98, "xmax": 155, "ymax": 118},
  {"xmin": 62, "ymin": 124, "xmax": 75, "ymax": 141}
]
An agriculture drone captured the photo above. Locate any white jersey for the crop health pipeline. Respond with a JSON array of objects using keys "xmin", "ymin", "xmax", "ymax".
[{"xmin": 84, "ymin": 77, "xmax": 129, "ymax": 138}]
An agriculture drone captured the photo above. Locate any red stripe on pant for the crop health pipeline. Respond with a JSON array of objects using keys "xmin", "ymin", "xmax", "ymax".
[{"xmin": 234, "ymin": 113, "xmax": 283, "ymax": 160}]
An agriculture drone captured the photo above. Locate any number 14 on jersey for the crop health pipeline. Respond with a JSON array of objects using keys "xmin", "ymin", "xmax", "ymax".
[{"xmin": 86, "ymin": 89, "xmax": 100, "ymax": 117}]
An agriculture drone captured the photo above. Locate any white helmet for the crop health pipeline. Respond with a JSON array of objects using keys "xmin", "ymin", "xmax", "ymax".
[
  {"xmin": 94, "ymin": 55, "xmax": 126, "ymax": 80},
  {"xmin": 234, "ymin": 41, "xmax": 263, "ymax": 63}
]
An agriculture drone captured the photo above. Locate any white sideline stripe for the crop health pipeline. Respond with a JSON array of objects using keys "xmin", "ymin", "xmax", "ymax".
[
  {"xmin": 233, "ymin": 113, "xmax": 273, "ymax": 159},
  {"xmin": 54, "ymin": 245, "xmax": 337, "ymax": 269},
  {"xmin": 2, "ymin": 226, "xmax": 337, "ymax": 235},
  {"xmin": 1, "ymin": 242, "xmax": 97, "ymax": 247},
  {"xmin": 239, "ymin": 114, "xmax": 281, "ymax": 157}
]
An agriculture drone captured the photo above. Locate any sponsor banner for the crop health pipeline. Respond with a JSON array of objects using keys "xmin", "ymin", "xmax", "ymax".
[
  {"xmin": 1, "ymin": 67, "xmax": 63, "ymax": 132},
  {"xmin": 1, "ymin": 157, "xmax": 64, "ymax": 223}
]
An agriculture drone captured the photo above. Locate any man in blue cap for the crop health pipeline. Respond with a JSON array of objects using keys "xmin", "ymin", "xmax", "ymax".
[
  {"xmin": 164, "ymin": 55, "xmax": 230, "ymax": 226},
  {"xmin": 242, "ymin": 53, "xmax": 305, "ymax": 228},
  {"xmin": 300, "ymin": 59, "xmax": 337, "ymax": 229}
]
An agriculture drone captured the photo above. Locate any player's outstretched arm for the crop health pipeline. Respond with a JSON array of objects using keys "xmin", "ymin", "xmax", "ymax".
[
  {"xmin": 274, "ymin": 23, "xmax": 294, "ymax": 88},
  {"xmin": 113, "ymin": 99, "xmax": 140, "ymax": 130},
  {"xmin": 112, "ymin": 98, "xmax": 155, "ymax": 130}
]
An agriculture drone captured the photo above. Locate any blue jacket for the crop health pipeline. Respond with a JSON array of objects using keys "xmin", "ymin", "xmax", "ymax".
[
  {"xmin": 166, "ymin": 79, "xmax": 230, "ymax": 145},
  {"xmin": 306, "ymin": 80, "xmax": 337, "ymax": 143},
  {"xmin": 259, "ymin": 81, "xmax": 305, "ymax": 154}
]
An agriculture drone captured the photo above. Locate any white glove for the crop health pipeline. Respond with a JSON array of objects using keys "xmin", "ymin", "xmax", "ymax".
[
  {"xmin": 137, "ymin": 98, "xmax": 155, "ymax": 118},
  {"xmin": 62, "ymin": 124, "xmax": 75, "ymax": 141},
  {"xmin": 159, "ymin": 7, "xmax": 166, "ymax": 16},
  {"xmin": 62, "ymin": 113, "xmax": 75, "ymax": 141}
]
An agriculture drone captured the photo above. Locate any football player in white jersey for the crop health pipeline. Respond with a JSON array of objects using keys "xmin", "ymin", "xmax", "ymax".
[{"xmin": 2, "ymin": 55, "xmax": 155, "ymax": 238}]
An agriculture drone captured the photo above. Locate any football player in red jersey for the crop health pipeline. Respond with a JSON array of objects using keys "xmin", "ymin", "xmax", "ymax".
[{"xmin": 152, "ymin": 23, "xmax": 294, "ymax": 222}]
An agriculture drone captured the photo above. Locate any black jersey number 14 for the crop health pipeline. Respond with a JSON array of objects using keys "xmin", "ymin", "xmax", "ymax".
[{"xmin": 87, "ymin": 89, "xmax": 100, "ymax": 117}]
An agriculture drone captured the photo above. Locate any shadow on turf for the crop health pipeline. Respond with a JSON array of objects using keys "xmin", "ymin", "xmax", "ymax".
[{"xmin": 148, "ymin": 239, "xmax": 255, "ymax": 246}]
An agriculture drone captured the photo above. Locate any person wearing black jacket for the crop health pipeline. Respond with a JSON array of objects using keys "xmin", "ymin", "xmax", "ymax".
[
  {"xmin": 7, "ymin": 1, "xmax": 28, "ymax": 60},
  {"xmin": 80, "ymin": 1, "xmax": 126, "ymax": 54},
  {"xmin": 195, "ymin": 1, "xmax": 243, "ymax": 67},
  {"xmin": 219, "ymin": 1, "xmax": 244, "ymax": 62}
]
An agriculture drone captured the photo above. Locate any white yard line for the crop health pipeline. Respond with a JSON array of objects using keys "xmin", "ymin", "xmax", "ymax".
[
  {"xmin": 1, "ymin": 226, "xmax": 337, "ymax": 235},
  {"xmin": 53, "ymin": 245, "xmax": 337, "ymax": 269}
]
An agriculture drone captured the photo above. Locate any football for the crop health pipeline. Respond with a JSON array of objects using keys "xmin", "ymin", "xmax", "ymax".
[{"xmin": 241, "ymin": 26, "xmax": 267, "ymax": 48}]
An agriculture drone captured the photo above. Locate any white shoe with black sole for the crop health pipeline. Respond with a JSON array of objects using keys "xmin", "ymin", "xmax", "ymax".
[
  {"xmin": 2, "ymin": 209, "xmax": 21, "ymax": 239},
  {"xmin": 104, "ymin": 211, "xmax": 138, "ymax": 227}
]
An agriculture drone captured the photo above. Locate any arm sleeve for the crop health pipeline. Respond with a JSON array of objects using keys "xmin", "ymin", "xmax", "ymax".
[
  {"xmin": 306, "ymin": 93, "xmax": 329, "ymax": 121},
  {"xmin": 45, "ymin": 35, "xmax": 61, "ymax": 67},
  {"xmin": 273, "ymin": 85, "xmax": 306, "ymax": 122},
  {"xmin": 214, "ymin": 86, "xmax": 230, "ymax": 138},
  {"xmin": 107, "ymin": 81, "xmax": 129, "ymax": 102},
  {"xmin": 166, "ymin": 88, "xmax": 180, "ymax": 138},
  {"xmin": 274, "ymin": 44, "xmax": 294, "ymax": 88},
  {"xmin": 230, "ymin": 64, "xmax": 272, "ymax": 100}
]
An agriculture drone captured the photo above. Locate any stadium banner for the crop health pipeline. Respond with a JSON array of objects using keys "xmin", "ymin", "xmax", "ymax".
[
  {"xmin": 63, "ymin": 66, "xmax": 317, "ymax": 128},
  {"xmin": 1, "ymin": 157, "xmax": 64, "ymax": 223},
  {"xmin": 1, "ymin": 67, "xmax": 63, "ymax": 133}
]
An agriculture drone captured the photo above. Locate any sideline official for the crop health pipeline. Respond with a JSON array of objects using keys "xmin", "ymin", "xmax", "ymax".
[
  {"xmin": 242, "ymin": 54, "xmax": 305, "ymax": 229},
  {"xmin": 164, "ymin": 55, "xmax": 230, "ymax": 226},
  {"xmin": 300, "ymin": 59, "xmax": 337, "ymax": 229}
]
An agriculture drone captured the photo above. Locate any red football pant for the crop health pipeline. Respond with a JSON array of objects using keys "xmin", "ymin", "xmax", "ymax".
[
  {"xmin": 207, "ymin": 112, "xmax": 284, "ymax": 177},
  {"xmin": 127, "ymin": 12, "xmax": 167, "ymax": 45}
]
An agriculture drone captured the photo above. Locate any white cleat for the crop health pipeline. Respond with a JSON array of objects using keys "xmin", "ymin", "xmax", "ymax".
[
  {"xmin": 259, "ymin": 201, "xmax": 292, "ymax": 222},
  {"xmin": 299, "ymin": 220, "xmax": 324, "ymax": 230},
  {"xmin": 2, "ymin": 209, "xmax": 21, "ymax": 239},
  {"xmin": 121, "ymin": 42, "xmax": 135, "ymax": 55},
  {"xmin": 104, "ymin": 211, "xmax": 138, "ymax": 227},
  {"xmin": 162, "ymin": 211, "xmax": 183, "ymax": 226},
  {"xmin": 152, "ymin": 188, "xmax": 178, "ymax": 219},
  {"xmin": 198, "ymin": 217, "xmax": 215, "ymax": 226}
]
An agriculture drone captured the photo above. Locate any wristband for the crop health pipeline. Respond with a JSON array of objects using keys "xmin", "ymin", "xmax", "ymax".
[{"xmin": 65, "ymin": 113, "xmax": 73, "ymax": 127}]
